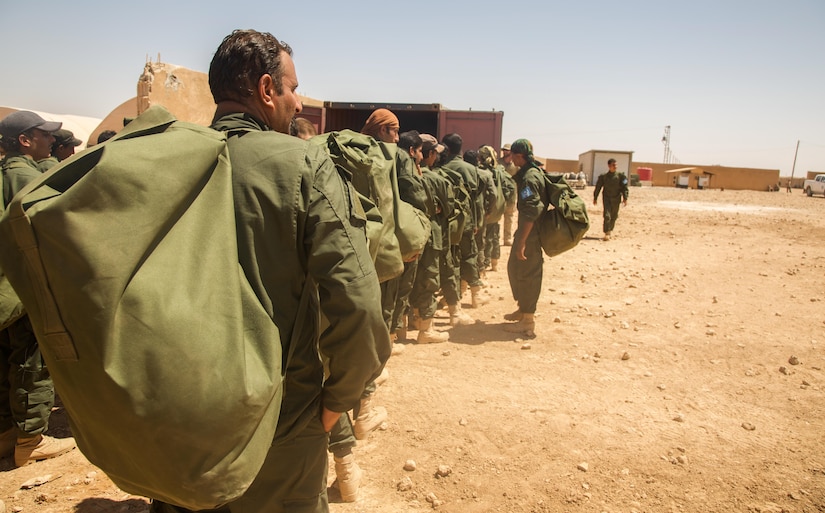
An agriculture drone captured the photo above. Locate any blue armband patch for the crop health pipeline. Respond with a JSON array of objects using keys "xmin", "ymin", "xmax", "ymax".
[{"xmin": 520, "ymin": 187, "xmax": 533, "ymax": 200}]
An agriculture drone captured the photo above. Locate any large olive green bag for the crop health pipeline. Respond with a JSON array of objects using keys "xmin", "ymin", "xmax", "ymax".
[
  {"xmin": 538, "ymin": 174, "xmax": 591, "ymax": 257},
  {"xmin": 313, "ymin": 130, "xmax": 403, "ymax": 282},
  {"xmin": 0, "ymin": 106, "xmax": 286, "ymax": 510}
]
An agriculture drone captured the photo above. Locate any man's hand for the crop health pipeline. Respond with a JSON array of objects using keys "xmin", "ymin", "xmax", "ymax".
[
  {"xmin": 515, "ymin": 241, "xmax": 527, "ymax": 261},
  {"xmin": 321, "ymin": 406, "xmax": 342, "ymax": 433}
]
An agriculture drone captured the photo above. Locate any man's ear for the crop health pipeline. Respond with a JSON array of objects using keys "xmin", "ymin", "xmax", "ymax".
[
  {"xmin": 18, "ymin": 133, "xmax": 32, "ymax": 149},
  {"xmin": 257, "ymin": 73, "xmax": 276, "ymax": 107}
]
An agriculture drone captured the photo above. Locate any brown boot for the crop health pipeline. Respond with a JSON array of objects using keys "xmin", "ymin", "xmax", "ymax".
[
  {"xmin": 334, "ymin": 452, "xmax": 363, "ymax": 502},
  {"xmin": 504, "ymin": 313, "xmax": 535, "ymax": 337},
  {"xmin": 470, "ymin": 285, "xmax": 490, "ymax": 308},
  {"xmin": 448, "ymin": 304, "xmax": 474, "ymax": 326},
  {"xmin": 15, "ymin": 434, "xmax": 76, "ymax": 467},
  {"xmin": 417, "ymin": 318, "xmax": 449, "ymax": 344},
  {"xmin": 354, "ymin": 395, "xmax": 387, "ymax": 440}
]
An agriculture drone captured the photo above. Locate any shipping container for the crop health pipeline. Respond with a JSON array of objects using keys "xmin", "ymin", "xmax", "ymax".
[{"xmin": 319, "ymin": 102, "xmax": 503, "ymax": 154}]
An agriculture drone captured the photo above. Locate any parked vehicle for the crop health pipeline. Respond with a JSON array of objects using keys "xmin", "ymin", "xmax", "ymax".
[
  {"xmin": 565, "ymin": 172, "xmax": 587, "ymax": 189},
  {"xmin": 803, "ymin": 174, "xmax": 825, "ymax": 197}
]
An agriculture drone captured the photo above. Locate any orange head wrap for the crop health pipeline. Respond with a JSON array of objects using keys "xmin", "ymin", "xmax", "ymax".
[{"xmin": 361, "ymin": 108, "xmax": 399, "ymax": 138}]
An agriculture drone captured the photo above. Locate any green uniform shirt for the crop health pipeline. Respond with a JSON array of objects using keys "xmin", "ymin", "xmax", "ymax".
[
  {"xmin": 514, "ymin": 163, "xmax": 547, "ymax": 224},
  {"xmin": 37, "ymin": 156, "xmax": 59, "ymax": 173},
  {"xmin": 211, "ymin": 113, "xmax": 390, "ymax": 439},
  {"xmin": 1, "ymin": 154, "xmax": 42, "ymax": 207},
  {"xmin": 594, "ymin": 171, "xmax": 629, "ymax": 202}
]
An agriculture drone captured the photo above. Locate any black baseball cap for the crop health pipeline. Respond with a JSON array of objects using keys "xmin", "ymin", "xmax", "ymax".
[
  {"xmin": 0, "ymin": 111, "xmax": 62, "ymax": 140},
  {"xmin": 52, "ymin": 129, "xmax": 82, "ymax": 147}
]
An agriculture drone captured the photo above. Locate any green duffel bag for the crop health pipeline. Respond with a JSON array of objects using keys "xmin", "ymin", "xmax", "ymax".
[
  {"xmin": 538, "ymin": 174, "xmax": 591, "ymax": 257},
  {"xmin": 395, "ymin": 199, "xmax": 431, "ymax": 260},
  {"xmin": 314, "ymin": 130, "xmax": 403, "ymax": 282},
  {"xmin": 390, "ymin": 155, "xmax": 431, "ymax": 260},
  {"xmin": 0, "ymin": 105, "xmax": 287, "ymax": 510}
]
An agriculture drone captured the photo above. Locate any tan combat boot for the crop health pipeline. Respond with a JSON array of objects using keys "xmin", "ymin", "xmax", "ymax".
[
  {"xmin": 603, "ymin": 231, "xmax": 611, "ymax": 241},
  {"xmin": 504, "ymin": 312, "xmax": 535, "ymax": 337},
  {"xmin": 417, "ymin": 318, "xmax": 449, "ymax": 344},
  {"xmin": 15, "ymin": 434, "xmax": 76, "ymax": 467},
  {"xmin": 448, "ymin": 304, "xmax": 474, "ymax": 326},
  {"xmin": 353, "ymin": 395, "xmax": 387, "ymax": 440},
  {"xmin": 334, "ymin": 452, "xmax": 363, "ymax": 502},
  {"xmin": 490, "ymin": 259, "xmax": 498, "ymax": 272},
  {"xmin": 470, "ymin": 285, "xmax": 491, "ymax": 308},
  {"xmin": 460, "ymin": 279, "xmax": 468, "ymax": 296},
  {"xmin": 374, "ymin": 367, "xmax": 389, "ymax": 386}
]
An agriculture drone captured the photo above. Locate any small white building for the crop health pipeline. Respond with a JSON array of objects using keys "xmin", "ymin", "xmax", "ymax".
[{"xmin": 578, "ymin": 150, "xmax": 634, "ymax": 186}]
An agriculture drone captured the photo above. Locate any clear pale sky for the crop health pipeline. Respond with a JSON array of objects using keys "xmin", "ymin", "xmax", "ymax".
[{"xmin": 2, "ymin": 0, "xmax": 823, "ymax": 177}]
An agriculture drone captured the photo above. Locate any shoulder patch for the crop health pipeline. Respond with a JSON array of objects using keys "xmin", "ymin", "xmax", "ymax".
[{"xmin": 520, "ymin": 186, "xmax": 533, "ymax": 200}]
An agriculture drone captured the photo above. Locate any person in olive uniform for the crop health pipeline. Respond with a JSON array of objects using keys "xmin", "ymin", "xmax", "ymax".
[
  {"xmin": 403, "ymin": 132, "xmax": 450, "ymax": 344},
  {"xmin": 441, "ymin": 133, "xmax": 490, "ymax": 309},
  {"xmin": 149, "ymin": 29, "xmax": 389, "ymax": 513},
  {"xmin": 593, "ymin": 158, "xmax": 629, "ymax": 241},
  {"xmin": 477, "ymin": 145, "xmax": 514, "ymax": 273},
  {"xmin": 500, "ymin": 143, "xmax": 518, "ymax": 245},
  {"xmin": 0, "ymin": 111, "xmax": 78, "ymax": 467},
  {"xmin": 504, "ymin": 139, "xmax": 548, "ymax": 337},
  {"xmin": 38, "ymin": 128, "xmax": 82, "ymax": 171}
]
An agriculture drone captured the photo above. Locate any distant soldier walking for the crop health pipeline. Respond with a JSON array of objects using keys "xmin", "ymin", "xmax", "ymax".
[{"xmin": 593, "ymin": 159, "xmax": 628, "ymax": 241}]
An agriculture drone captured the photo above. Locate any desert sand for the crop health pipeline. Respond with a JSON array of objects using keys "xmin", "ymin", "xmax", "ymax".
[{"xmin": 1, "ymin": 186, "xmax": 823, "ymax": 513}]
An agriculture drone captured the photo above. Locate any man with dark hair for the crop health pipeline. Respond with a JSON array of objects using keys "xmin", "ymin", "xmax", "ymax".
[
  {"xmin": 151, "ymin": 29, "xmax": 389, "ymax": 513},
  {"xmin": 38, "ymin": 128, "xmax": 82, "ymax": 171},
  {"xmin": 503, "ymin": 139, "xmax": 548, "ymax": 337},
  {"xmin": 290, "ymin": 117, "xmax": 317, "ymax": 140},
  {"xmin": 0, "ymin": 111, "xmax": 78, "ymax": 467},
  {"xmin": 593, "ymin": 158, "xmax": 629, "ymax": 241},
  {"xmin": 96, "ymin": 130, "xmax": 117, "ymax": 145},
  {"xmin": 441, "ymin": 133, "xmax": 490, "ymax": 310}
]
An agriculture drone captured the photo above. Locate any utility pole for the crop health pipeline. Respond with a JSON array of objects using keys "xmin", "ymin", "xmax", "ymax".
[
  {"xmin": 790, "ymin": 140, "xmax": 800, "ymax": 181},
  {"xmin": 661, "ymin": 125, "xmax": 671, "ymax": 164}
]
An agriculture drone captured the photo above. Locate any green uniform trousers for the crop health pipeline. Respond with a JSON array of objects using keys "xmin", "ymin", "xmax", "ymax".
[
  {"xmin": 439, "ymin": 246, "xmax": 461, "ymax": 306},
  {"xmin": 507, "ymin": 232, "xmax": 544, "ymax": 314},
  {"xmin": 409, "ymin": 243, "xmax": 440, "ymax": 320},
  {"xmin": 474, "ymin": 226, "xmax": 487, "ymax": 272},
  {"xmin": 328, "ymin": 413, "xmax": 356, "ymax": 457},
  {"xmin": 0, "ymin": 315, "xmax": 54, "ymax": 436},
  {"xmin": 150, "ymin": 415, "xmax": 330, "ymax": 513},
  {"xmin": 603, "ymin": 196, "xmax": 621, "ymax": 233},
  {"xmin": 390, "ymin": 260, "xmax": 418, "ymax": 333},
  {"xmin": 483, "ymin": 222, "xmax": 501, "ymax": 265},
  {"xmin": 459, "ymin": 230, "xmax": 481, "ymax": 287}
]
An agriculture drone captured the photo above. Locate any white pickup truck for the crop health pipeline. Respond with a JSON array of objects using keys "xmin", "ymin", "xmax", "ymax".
[{"xmin": 803, "ymin": 174, "xmax": 825, "ymax": 197}]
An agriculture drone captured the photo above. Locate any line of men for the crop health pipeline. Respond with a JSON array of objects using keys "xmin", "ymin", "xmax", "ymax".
[{"xmin": 0, "ymin": 27, "xmax": 608, "ymax": 513}]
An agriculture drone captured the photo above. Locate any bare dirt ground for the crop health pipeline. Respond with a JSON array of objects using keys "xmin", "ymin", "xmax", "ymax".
[{"xmin": 2, "ymin": 186, "xmax": 824, "ymax": 513}]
